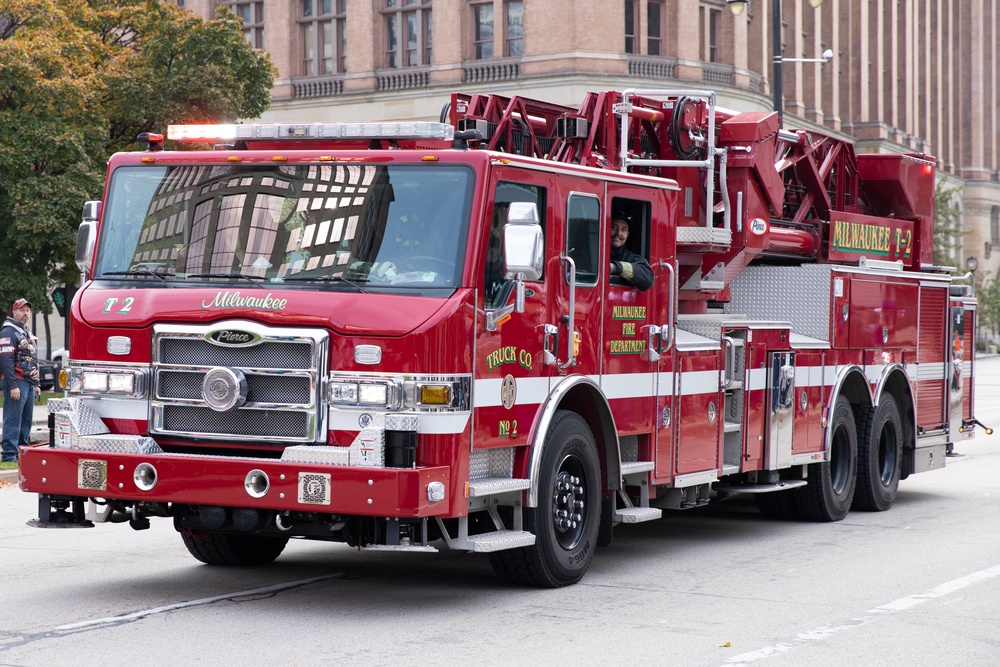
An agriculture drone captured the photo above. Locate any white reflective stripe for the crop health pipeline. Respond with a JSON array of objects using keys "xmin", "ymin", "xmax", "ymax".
[
  {"xmin": 84, "ymin": 397, "xmax": 147, "ymax": 420},
  {"xmin": 600, "ymin": 372, "xmax": 656, "ymax": 399},
  {"xmin": 327, "ymin": 411, "xmax": 470, "ymax": 434},
  {"xmin": 474, "ymin": 376, "xmax": 549, "ymax": 408},
  {"xmin": 748, "ymin": 368, "xmax": 768, "ymax": 391},
  {"xmin": 916, "ymin": 362, "xmax": 945, "ymax": 380},
  {"xmin": 467, "ymin": 359, "xmax": 955, "ymax": 409},
  {"xmin": 678, "ymin": 370, "xmax": 719, "ymax": 395}
]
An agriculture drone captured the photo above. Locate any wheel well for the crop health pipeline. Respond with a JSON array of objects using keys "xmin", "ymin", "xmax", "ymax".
[
  {"xmin": 558, "ymin": 383, "xmax": 620, "ymax": 494},
  {"xmin": 837, "ymin": 369, "xmax": 873, "ymax": 419},
  {"xmin": 878, "ymin": 369, "xmax": 915, "ymax": 449}
]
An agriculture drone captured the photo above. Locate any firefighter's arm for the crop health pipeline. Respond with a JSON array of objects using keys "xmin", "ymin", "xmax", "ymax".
[{"xmin": 610, "ymin": 257, "xmax": 654, "ymax": 291}]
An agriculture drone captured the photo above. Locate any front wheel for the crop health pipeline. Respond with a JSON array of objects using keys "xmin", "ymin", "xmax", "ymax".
[
  {"xmin": 853, "ymin": 395, "xmax": 903, "ymax": 511},
  {"xmin": 490, "ymin": 410, "xmax": 601, "ymax": 587},
  {"xmin": 179, "ymin": 529, "xmax": 288, "ymax": 566},
  {"xmin": 797, "ymin": 397, "xmax": 858, "ymax": 522}
]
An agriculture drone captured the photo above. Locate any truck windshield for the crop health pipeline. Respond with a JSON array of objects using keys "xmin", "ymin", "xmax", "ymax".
[{"xmin": 93, "ymin": 163, "xmax": 473, "ymax": 290}]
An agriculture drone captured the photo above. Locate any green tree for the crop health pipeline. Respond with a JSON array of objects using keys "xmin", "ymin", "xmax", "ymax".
[
  {"xmin": 932, "ymin": 180, "xmax": 965, "ymax": 268},
  {"xmin": 0, "ymin": 0, "xmax": 274, "ymax": 329}
]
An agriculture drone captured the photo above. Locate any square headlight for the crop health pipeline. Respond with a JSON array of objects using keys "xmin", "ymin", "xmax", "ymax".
[
  {"xmin": 358, "ymin": 383, "xmax": 388, "ymax": 406},
  {"xmin": 82, "ymin": 372, "xmax": 109, "ymax": 392},
  {"xmin": 108, "ymin": 373, "xmax": 135, "ymax": 393}
]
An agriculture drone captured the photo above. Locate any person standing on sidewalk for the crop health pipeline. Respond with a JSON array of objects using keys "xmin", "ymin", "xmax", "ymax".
[{"xmin": 1, "ymin": 298, "xmax": 40, "ymax": 462}]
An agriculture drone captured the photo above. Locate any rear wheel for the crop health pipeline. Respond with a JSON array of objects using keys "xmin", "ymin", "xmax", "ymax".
[
  {"xmin": 490, "ymin": 411, "xmax": 601, "ymax": 587},
  {"xmin": 852, "ymin": 395, "xmax": 902, "ymax": 511},
  {"xmin": 179, "ymin": 529, "xmax": 288, "ymax": 566},
  {"xmin": 798, "ymin": 397, "xmax": 857, "ymax": 522}
]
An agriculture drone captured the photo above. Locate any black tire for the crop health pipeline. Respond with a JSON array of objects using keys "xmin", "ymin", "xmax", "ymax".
[
  {"xmin": 797, "ymin": 397, "xmax": 857, "ymax": 522},
  {"xmin": 852, "ymin": 395, "xmax": 902, "ymax": 511},
  {"xmin": 179, "ymin": 529, "xmax": 288, "ymax": 566},
  {"xmin": 490, "ymin": 410, "xmax": 601, "ymax": 587},
  {"xmin": 755, "ymin": 488, "xmax": 801, "ymax": 520}
]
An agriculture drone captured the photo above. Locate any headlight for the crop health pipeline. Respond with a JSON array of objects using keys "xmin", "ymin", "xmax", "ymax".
[
  {"xmin": 83, "ymin": 372, "xmax": 109, "ymax": 392},
  {"xmin": 358, "ymin": 383, "xmax": 389, "ymax": 406},
  {"xmin": 66, "ymin": 367, "xmax": 146, "ymax": 397}
]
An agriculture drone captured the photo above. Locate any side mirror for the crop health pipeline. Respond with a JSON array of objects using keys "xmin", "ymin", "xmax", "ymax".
[
  {"xmin": 502, "ymin": 202, "xmax": 543, "ymax": 281},
  {"xmin": 76, "ymin": 201, "xmax": 100, "ymax": 279}
]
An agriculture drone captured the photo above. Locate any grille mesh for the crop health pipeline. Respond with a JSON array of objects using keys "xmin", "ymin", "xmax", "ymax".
[
  {"xmin": 158, "ymin": 370, "xmax": 312, "ymax": 404},
  {"xmin": 159, "ymin": 338, "xmax": 312, "ymax": 369},
  {"xmin": 162, "ymin": 406, "xmax": 309, "ymax": 438}
]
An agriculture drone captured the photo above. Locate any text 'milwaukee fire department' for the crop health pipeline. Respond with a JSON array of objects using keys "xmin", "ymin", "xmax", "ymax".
[{"xmin": 18, "ymin": 88, "xmax": 986, "ymax": 587}]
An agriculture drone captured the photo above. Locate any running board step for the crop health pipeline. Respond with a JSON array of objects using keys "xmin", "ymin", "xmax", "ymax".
[
  {"xmin": 713, "ymin": 480, "xmax": 808, "ymax": 493},
  {"xmin": 467, "ymin": 477, "xmax": 530, "ymax": 497},
  {"xmin": 465, "ymin": 530, "xmax": 536, "ymax": 552},
  {"xmin": 614, "ymin": 506, "xmax": 662, "ymax": 524}
]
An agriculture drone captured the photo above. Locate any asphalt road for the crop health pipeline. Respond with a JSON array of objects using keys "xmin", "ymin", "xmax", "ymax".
[{"xmin": 1, "ymin": 359, "xmax": 999, "ymax": 666}]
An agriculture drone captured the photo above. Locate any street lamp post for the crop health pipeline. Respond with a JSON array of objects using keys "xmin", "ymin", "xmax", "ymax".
[{"xmin": 727, "ymin": 0, "xmax": 831, "ymax": 125}]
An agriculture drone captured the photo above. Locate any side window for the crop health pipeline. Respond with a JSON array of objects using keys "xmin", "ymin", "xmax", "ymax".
[
  {"xmin": 609, "ymin": 196, "xmax": 651, "ymax": 287},
  {"xmin": 484, "ymin": 180, "xmax": 546, "ymax": 310},
  {"xmin": 566, "ymin": 193, "xmax": 600, "ymax": 286}
]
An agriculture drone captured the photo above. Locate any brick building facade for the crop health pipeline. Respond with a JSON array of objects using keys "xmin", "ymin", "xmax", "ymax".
[{"xmin": 177, "ymin": 0, "xmax": 1000, "ymax": 275}]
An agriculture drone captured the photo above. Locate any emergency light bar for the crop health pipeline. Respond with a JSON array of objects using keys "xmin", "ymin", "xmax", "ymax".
[{"xmin": 166, "ymin": 121, "xmax": 455, "ymax": 143}]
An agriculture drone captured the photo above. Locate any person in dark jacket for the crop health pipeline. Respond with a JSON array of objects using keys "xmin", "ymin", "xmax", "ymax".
[
  {"xmin": 609, "ymin": 213, "xmax": 654, "ymax": 291},
  {"xmin": 1, "ymin": 298, "xmax": 40, "ymax": 462}
]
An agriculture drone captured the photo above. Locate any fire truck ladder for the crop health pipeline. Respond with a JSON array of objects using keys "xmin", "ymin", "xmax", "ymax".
[{"xmin": 616, "ymin": 89, "xmax": 732, "ymax": 251}]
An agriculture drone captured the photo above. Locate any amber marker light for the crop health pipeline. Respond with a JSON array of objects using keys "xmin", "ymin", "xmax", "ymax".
[
  {"xmin": 419, "ymin": 384, "xmax": 451, "ymax": 405},
  {"xmin": 422, "ymin": 155, "xmax": 439, "ymax": 161},
  {"xmin": 227, "ymin": 156, "xmax": 242, "ymax": 162},
  {"xmin": 272, "ymin": 156, "xmax": 287, "ymax": 162},
  {"xmin": 140, "ymin": 157, "xmax": 156, "ymax": 163}
]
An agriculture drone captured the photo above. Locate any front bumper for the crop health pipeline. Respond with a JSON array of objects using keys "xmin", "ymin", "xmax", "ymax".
[{"xmin": 18, "ymin": 444, "xmax": 450, "ymax": 518}]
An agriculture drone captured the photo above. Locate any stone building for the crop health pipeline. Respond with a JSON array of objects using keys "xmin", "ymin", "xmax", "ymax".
[{"xmin": 177, "ymin": 0, "xmax": 1000, "ymax": 275}]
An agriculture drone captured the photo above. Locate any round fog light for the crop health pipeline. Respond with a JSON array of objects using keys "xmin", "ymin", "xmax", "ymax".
[
  {"xmin": 134, "ymin": 463, "xmax": 158, "ymax": 491},
  {"xmin": 244, "ymin": 469, "xmax": 270, "ymax": 498}
]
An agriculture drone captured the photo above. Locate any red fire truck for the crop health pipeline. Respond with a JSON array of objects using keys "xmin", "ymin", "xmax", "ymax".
[{"xmin": 19, "ymin": 89, "xmax": 986, "ymax": 587}]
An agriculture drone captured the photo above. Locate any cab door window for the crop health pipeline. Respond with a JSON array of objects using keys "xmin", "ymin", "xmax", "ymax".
[
  {"xmin": 566, "ymin": 192, "xmax": 600, "ymax": 286},
  {"xmin": 484, "ymin": 181, "xmax": 547, "ymax": 310}
]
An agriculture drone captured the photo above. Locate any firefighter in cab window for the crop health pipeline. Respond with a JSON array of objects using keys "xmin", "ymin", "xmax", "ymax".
[{"xmin": 609, "ymin": 213, "xmax": 653, "ymax": 291}]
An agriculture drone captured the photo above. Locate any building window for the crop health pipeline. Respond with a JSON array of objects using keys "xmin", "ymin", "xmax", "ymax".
[
  {"xmin": 647, "ymin": 0, "xmax": 664, "ymax": 56},
  {"xmin": 473, "ymin": 4, "xmax": 494, "ymax": 60},
  {"xmin": 624, "ymin": 0, "xmax": 637, "ymax": 54},
  {"xmin": 992, "ymin": 206, "xmax": 1000, "ymax": 245},
  {"xmin": 384, "ymin": 0, "xmax": 432, "ymax": 68},
  {"xmin": 300, "ymin": 0, "xmax": 347, "ymax": 76},
  {"xmin": 505, "ymin": 1, "xmax": 523, "ymax": 57},
  {"xmin": 700, "ymin": 4, "xmax": 721, "ymax": 62},
  {"xmin": 225, "ymin": 1, "xmax": 264, "ymax": 48}
]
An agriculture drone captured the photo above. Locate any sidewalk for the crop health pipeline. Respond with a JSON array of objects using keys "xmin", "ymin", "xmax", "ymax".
[{"xmin": 0, "ymin": 403, "xmax": 49, "ymax": 483}]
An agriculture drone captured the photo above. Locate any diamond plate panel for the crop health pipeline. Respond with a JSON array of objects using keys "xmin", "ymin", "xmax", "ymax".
[
  {"xmin": 281, "ymin": 445, "xmax": 350, "ymax": 465},
  {"xmin": 385, "ymin": 414, "xmax": 419, "ymax": 432},
  {"xmin": 724, "ymin": 264, "xmax": 833, "ymax": 341},
  {"xmin": 620, "ymin": 434, "xmax": 639, "ymax": 463},
  {"xmin": 470, "ymin": 447, "xmax": 514, "ymax": 480},
  {"xmin": 76, "ymin": 435, "xmax": 162, "ymax": 455}
]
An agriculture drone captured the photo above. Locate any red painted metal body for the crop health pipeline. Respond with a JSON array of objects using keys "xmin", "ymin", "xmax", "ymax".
[{"xmin": 18, "ymin": 89, "xmax": 982, "ymax": 575}]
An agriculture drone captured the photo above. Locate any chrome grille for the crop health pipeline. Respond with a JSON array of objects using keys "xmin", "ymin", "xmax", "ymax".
[
  {"xmin": 151, "ymin": 321, "xmax": 328, "ymax": 444},
  {"xmin": 159, "ymin": 338, "xmax": 312, "ymax": 368},
  {"xmin": 158, "ymin": 370, "xmax": 312, "ymax": 404},
  {"xmin": 161, "ymin": 406, "xmax": 310, "ymax": 438}
]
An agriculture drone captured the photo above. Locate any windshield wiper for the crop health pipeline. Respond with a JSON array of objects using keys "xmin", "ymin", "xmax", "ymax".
[
  {"xmin": 282, "ymin": 275, "xmax": 370, "ymax": 293},
  {"xmin": 187, "ymin": 272, "xmax": 264, "ymax": 288},
  {"xmin": 102, "ymin": 269, "xmax": 175, "ymax": 287}
]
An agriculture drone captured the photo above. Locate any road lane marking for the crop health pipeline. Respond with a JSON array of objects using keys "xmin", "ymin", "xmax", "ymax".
[
  {"xmin": 0, "ymin": 574, "xmax": 344, "ymax": 651},
  {"xmin": 722, "ymin": 563, "xmax": 1000, "ymax": 666}
]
